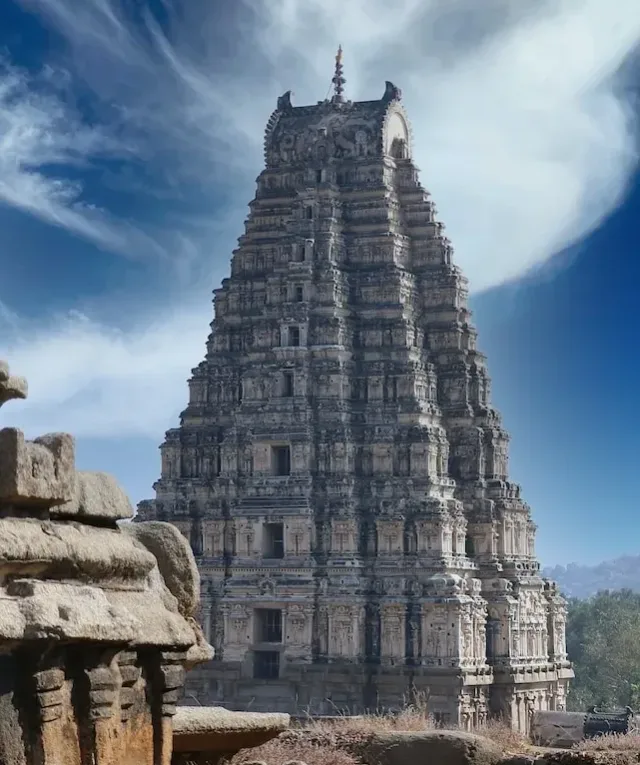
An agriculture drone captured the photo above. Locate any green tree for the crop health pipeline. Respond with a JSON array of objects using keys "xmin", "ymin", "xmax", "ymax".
[{"xmin": 566, "ymin": 589, "xmax": 640, "ymax": 711}]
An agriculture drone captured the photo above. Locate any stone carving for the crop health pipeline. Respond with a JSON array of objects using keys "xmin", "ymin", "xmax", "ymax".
[
  {"xmin": 0, "ymin": 360, "xmax": 218, "ymax": 765},
  {"xmin": 328, "ymin": 605, "xmax": 361, "ymax": 658},
  {"xmin": 139, "ymin": 70, "xmax": 572, "ymax": 730},
  {"xmin": 380, "ymin": 604, "xmax": 405, "ymax": 662},
  {"xmin": 382, "ymin": 80, "xmax": 402, "ymax": 102},
  {"xmin": 277, "ymin": 90, "xmax": 293, "ymax": 112},
  {"xmin": 331, "ymin": 519, "xmax": 357, "ymax": 554}
]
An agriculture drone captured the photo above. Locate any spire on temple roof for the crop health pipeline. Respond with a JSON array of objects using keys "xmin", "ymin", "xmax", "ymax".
[{"xmin": 331, "ymin": 44, "xmax": 346, "ymax": 103}]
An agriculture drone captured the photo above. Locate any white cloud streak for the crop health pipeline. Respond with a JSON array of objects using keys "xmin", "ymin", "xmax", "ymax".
[
  {"xmin": 0, "ymin": 305, "xmax": 211, "ymax": 439},
  {"xmin": 0, "ymin": 60, "xmax": 214, "ymax": 268},
  {"xmin": 15, "ymin": 0, "xmax": 640, "ymax": 286},
  {"xmin": 0, "ymin": 64, "xmax": 130, "ymax": 250},
  {"xmin": 3, "ymin": 0, "xmax": 640, "ymax": 441}
]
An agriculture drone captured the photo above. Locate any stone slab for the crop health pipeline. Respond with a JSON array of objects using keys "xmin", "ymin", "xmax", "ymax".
[
  {"xmin": 351, "ymin": 730, "xmax": 503, "ymax": 765},
  {"xmin": 530, "ymin": 712, "xmax": 587, "ymax": 748},
  {"xmin": 0, "ymin": 429, "xmax": 75, "ymax": 506},
  {"xmin": 172, "ymin": 706, "xmax": 289, "ymax": 756},
  {"xmin": 0, "ymin": 577, "xmax": 197, "ymax": 647},
  {"xmin": 0, "ymin": 517, "xmax": 155, "ymax": 582},
  {"xmin": 51, "ymin": 471, "xmax": 134, "ymax": 521}
]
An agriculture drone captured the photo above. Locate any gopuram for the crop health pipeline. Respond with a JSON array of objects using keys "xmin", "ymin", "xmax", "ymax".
[{"xmin": 137, "ymin": 49, "xmax": 573, "ymax": 731}]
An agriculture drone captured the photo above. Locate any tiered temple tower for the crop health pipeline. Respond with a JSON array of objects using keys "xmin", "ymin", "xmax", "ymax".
[{"xmin": 137, "ymin": 51, "xmax": 572, "ymax": 732}]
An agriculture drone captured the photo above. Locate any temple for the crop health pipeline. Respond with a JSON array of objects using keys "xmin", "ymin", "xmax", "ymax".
[{"xmin": 137, "ymin": 51, "xmax": 572, "ymax": 732}]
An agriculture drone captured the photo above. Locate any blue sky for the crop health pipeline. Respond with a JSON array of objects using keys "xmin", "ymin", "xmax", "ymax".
[{"xmin": 0, "ymin": 0, "xmax": 638, "ymax": 566}]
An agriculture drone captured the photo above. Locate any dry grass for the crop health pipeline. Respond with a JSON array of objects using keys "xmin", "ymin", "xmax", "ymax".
[
  {"xmin": 232, "ymin": 704, "xmax": 532, "ymax": 764},
  {"xmin": 231, "ymin": 704, "xmax": 640, "ymax": 764},
  {"xmin": 573, "ymin": 732, "xmax": 640, "ymax": 752},
  {"xmin": 230, "ymin": 733, "xmax": 359, "ymax": 765},
  {"xmin": 472, "ymin": 719, "xmax": 531, "ymax": 753},
  {"xmin": 298, "ymin": 704, "xmax": 529, "ymax": 754}
]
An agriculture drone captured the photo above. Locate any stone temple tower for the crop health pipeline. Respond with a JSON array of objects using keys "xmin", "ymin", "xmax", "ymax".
[{"xmin": 137, "ymin": 50, "xmax": 572, "ymax": 731}]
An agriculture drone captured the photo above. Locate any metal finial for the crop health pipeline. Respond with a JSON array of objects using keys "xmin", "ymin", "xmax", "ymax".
[{"xmin": 332, "ymin": 44, "xmax": 345, "ymax": 102}]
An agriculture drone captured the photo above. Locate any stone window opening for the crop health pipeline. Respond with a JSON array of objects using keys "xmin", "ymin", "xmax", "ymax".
[
  {"xmin": 283, "ymin": 371, "xmax": 294, "ymax": 397},
  {"xmin": 303, "ymin": 238, "xmax": 314, "ymax": 261},
  {"xmin": 404, "ymin": 524, "xmax": 417, "ymax": 554},
  {"xmin": 294, "ymin": 284, "xmax": 304, "ymax": 302},
  {"xmin": 360, "ymin": 380, "xmax": 369, "ymax": 402},
  {"xmin": 288, "ymin": 325, "xmax": 301, "ymax": 347},
  {"xmin": 433, "ymin": 711, "xmax": 450, "ymax": 727},
  {"xmin": 305, "ymin": 206, "xmax": 314, "ymax": 220},
  {"xmin": 263, "ymin": 522, "xmax": 285, "ymax": 558},
  {"xmin": 253, "ymin": 650, "xmax": 280, "ymax": 679},
  {"xmin": 383, "ymin": 377, "xmax": 398, "ymax": 403},
  {"xmin": 237, "ymin": 379, "xmax": 243, "ymax": 403},
  {"xmin": 465, "ymin": 535, "xmax": 475, "ymax": 557},
  {"xmin": 189, "ymin": 520, "xmax": 203, "ymax": 557},
  {"xmin": 255, "ymin": 609, "xmax": 283, "ymax": 643},
  {"xmin": 316, "ymin": 168, "xmax": 323, "ymax": 184},
  {"xmin": 272, "ymin": 445, "xmax": 291, "ymax": 476},
  {"xmin": 383, "ymin": 329, "xmax": 393, "ymax": 346}
]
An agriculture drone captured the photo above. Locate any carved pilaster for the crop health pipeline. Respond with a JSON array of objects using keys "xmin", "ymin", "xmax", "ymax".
[
  {"xmin": 380, "ymin": 603, "xmax": 405, "ymax": 664},
  {"xmin": 158, "ymin": 651, "xmax": 187, "ymax": 717},
  {"xmin": 118, "ymin": 651, "xmax": 141, "ymax": 722},
  {"xmin": 34, "ymin": 664, "xmax": 65, "ymax": 723},
  {"xmin": 30, "ymin": 654, "xmax": 76, "ymax": 765},
  {"xmin": 86, "ymin": 662, "xmax": 118, "ymax": 720}
]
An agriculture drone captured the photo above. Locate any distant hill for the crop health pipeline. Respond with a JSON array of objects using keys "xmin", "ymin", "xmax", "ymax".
[{"xmin": 543, "ymin": 556, "xmax": 640, "ymax": 599}]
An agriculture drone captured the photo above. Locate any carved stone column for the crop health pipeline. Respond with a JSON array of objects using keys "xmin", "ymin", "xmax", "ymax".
[
  {"xmin": 118, "ymin": 651, "xmax": 142, "ymax": 723},
  {"xmin": 149, "ymin": 650, "xmax": 188, "ymax": 765},
  {"xmin": 85, "ymin": 650, "xmax": 121, "ymax": 765},
  {"xmin": 33, "ymin": 654, "xmax": 74, "ymax": 765}
]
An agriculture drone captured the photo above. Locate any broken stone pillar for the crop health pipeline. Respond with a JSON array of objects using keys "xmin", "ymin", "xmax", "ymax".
[{"xmin": 0, "ymin": 360, "xmax": 215, "ymax": 765}]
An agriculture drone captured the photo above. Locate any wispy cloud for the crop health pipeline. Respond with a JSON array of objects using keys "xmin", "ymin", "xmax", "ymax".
[
  {"xmin": 0, "ymin": 303, "xmax": 210, "ymax": 438},
  {"xmin": 17, "ymin": 0, "xmax": 640, "ymax": 288},
  {"xmin": 0, "ymin": 62, "xmax": 129, "ymax": 249},
  {"xmin": 0, "ymin": 58, "xmax": 214, "ymax": 268},
  {"xmin": 2, "ymin": 0, "xmax": 640, "ymax": 443}
]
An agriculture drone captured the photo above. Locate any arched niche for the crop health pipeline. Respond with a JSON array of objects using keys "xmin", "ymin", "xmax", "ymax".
[{"xmin": 384, "ymin": 108, "xmax": 411, "ymax": 159}]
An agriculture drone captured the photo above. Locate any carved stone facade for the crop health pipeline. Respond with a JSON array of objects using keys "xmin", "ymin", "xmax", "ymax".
[{"xmin": 137, "ymin": 72, "xmax": 572, "ymax": 732}]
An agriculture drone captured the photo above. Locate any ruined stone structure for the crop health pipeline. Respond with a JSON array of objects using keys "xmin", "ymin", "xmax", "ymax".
[
  {"xmin": 0, "ymin": 359, "xmax": 288, "ymax": 765},
  {"xmin": 138, "ymin": 52, "xmax": 572, "ymax": 732},
  {"xmin": 0, "ymin": 359, "xmax": 214, "ymax": 765}
]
